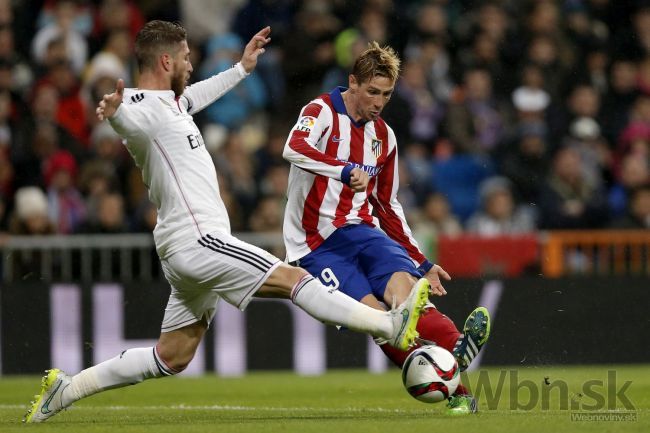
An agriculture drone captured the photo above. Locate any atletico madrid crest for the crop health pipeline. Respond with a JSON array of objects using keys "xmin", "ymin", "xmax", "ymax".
[{"xmin": 371, "ymin": 138, "xmax": 382, "ymax": 158}]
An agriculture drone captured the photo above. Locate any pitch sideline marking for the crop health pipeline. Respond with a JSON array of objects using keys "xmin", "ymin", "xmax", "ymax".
[{"xmin": 0, "ymin": 404, "xmax": 430, "ymax": 413}]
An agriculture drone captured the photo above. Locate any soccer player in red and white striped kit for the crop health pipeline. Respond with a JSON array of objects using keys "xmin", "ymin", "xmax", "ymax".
[{"xmin": 283, "ymin": 42, "xmax": 491, "ymax": 414}]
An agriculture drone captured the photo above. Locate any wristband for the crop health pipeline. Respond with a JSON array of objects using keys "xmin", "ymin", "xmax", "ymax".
[
  {"xmin": 341, "ymin": 164, "xmax": 354, "ymax": 186},
  {"xmin": 417, "ymin": 260, "xmax": 434, "ymax": 275}
]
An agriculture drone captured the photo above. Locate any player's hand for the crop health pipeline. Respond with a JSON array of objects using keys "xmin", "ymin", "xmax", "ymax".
[
  {"xmin": 240, "ymin": 26, "xmax": 271, "ymax": 73},
  {"xmin": 423, "ymin": 264, "xmax": 450, "ymax": 296},
  {"xmin": 349, "ymin": 167, "xmax": 369, "ymax": 192},
  {"xmin": 96, "ymin": 79, "xmax": 124, "ymax": 121}
]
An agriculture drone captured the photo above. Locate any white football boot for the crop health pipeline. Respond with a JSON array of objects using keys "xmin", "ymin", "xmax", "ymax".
[
  {"xmin": 389, "ymin": 278, "xmax": 430, "ymax": 351},
  {"xmin": 23, "ymin": 368, "xmax": 72, "ymax": 423}
]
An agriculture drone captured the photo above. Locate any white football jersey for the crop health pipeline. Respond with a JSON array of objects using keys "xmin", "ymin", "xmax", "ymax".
[{"xmin": 109, "ymin": 64, "xmax": 247, "ymax": 258}]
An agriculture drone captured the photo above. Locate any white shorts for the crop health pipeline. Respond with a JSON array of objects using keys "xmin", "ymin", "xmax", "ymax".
[{"xmin": 159, "ymin": 232, "xmax": 281, "ymax": 332}]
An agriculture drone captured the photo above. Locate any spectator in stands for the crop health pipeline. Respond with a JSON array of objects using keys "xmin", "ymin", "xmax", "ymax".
[
  {"xmin": 321, "ymin": 29, "xmax": 367, "ymax": 92},
  {"xmin": 574, "ymin": 44, "xmax": 609, "ymax": 96},
  {"xmin": 538, "ymin": 146, "xmax": 608, "ymax": 229},
  {"xmin": 216, "ymin": 171, "xmax": 244, "ymax": 232},
  {"xmin": 84, "ymin": 28, "xmax": 135, "ymax": 91},
  {"xmin": 78, "ymin": 159, "xmax": 118, "ymax": 222},
  {"xmin": 41, "ymin": 60, "xmax": 89, "ymax": 146},
  {"xmin": 91, "ymin": 0, "xmax": 145, "ymax": 52},
  {"xmin": 411, "ymin": 36, "xmax": 453, "ymax": 102},
  {"xmin": 179, "ymin": 0, "xmax": 246, "ymax": 44},
  {"xmin": 564, "ymin": 116, "xmax": 612, "ymax": 188},
  {"xmin": 0, "ymin": 22, "xmax": 33, "ymax": 96},
  {"xmin": 0, "ymin": 87, "xmax": 11, "ymax": 145},
  {"xmin": 430, "ymin": 139, "xmax": 495, "ymax": 222},
  {"xmin": 608, "ymin": 154, "xmax": 650, "ymax": 218},
  {"xmin": 498, "ymin": 121, "xmax": 550, "ymax": 206},
  {"xmin": 43, "ymin": 149, "xmax": 85, "ymax": 234},
  {"xmin": 524, "ymin": 0, "xmax": 575, "ymax": 86},
  {"xmin": 524, "ymin": 34, "xmax": 570, "ymax": 103},
  {"xmin": 456, "ymin": 2, "xmax": 516, "ymax": 94},
  {"xmin": 11, "ymin": 82, "xmax": 84, "ymax": 189},
  {"xmin": 8, "ymin": 186, "xmax": 54, "ymax": 235},
  {"xmin": 35, "ymin": 0, "xmax": 93, "ymax": 37},
  {"xmin": 610, "ymin": 184, "xmax": 650, "ymax": 229},
  {"xmin": 415, "ymin": 192, "xmax": 462, "ymax": 238},
  {"xmin": 79, "ymin": 191, "xmax": 128, "ymax": 233},
  {"xmin": 395, "ymin": 58, "xmax": 445, "ymax": 146},
  {"xmin": 612, "ymin": 4, "xmax": 650, "ymax": 60},
  {"xmin": 402, "ymin": 142, "xmax": 433, "ymax": 202},
  {"xmin": 249, "ymin": 195, "xmax": 284, "ymax": 233},
  {"xmin": 6, "ymin": 0, "xmax": 650, "ymax": 247},
  {"xmin": 199, "ymin": 33, "xmax": 267, "ymax": 131},
  {"xmin": 558, "ymin": 84, "xmax": 602, "ymax": 139},
  {"xmin": 281, "ymin": 0, "xmax": 340, "ymax": 116},
  {"xmin": 31, "ymin": 0, "xmax": 88, "ymax": 74},
  {"xmin": 257, "ymin": 162, "xmax": 289, "ymax": 199},
  {"xmin": 131, "ymin": 197, "xmax": 156, "ymax": 233},
  {"xmin": 87, "ymin": 121, "xmax": 131, "ymax": 189},
  {"xmin": 601, "ymin": 59, "xmax": 638, "ymax": 144},
  {"xmin": 213, "ymin": 131, "xmax": 257, "ymax": 219},
  {"xmin": 445, "ymin": 67, "xmax": 509, "ymax": 156},
  {"xmin": 466, "ymin": 176, "xmax": 536, "ymax": 236},
  {"xmin": 406, "ymin": 1, "xmax": 448, "ymax": 44},
  {"xmin": 457, "ymin": 30, "xmax": 505, "ymax": 88},
  {"xmin": 614, "ymin": 94, "xmax": 650, "ymax": 177},
  {"xmin": 0, "ymin": 134, "xmax": 13, "ymax": 202},
  {"xmin": 511, "ymin": 65, "xmax": 551, "ymax": 130}
]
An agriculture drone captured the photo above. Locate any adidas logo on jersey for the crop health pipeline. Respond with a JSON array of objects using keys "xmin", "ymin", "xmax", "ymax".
[{"xmin": 130, "ymin": 93, "xmax": 145, "ymax": 103}]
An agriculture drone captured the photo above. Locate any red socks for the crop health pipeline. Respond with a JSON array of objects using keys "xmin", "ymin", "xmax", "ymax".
[
  {"xmin": 379, "ymin": 307, "xmax": 470, "ymax": 395},
  {"xmin": 380, "ymin": 307, "xmax": 461, "ymax": 366}
]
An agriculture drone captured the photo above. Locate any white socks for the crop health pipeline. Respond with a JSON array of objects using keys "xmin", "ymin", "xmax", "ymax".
[
  {"xmin": 62, "ymin": 347, "xmax": 172, "ymax": 405},
  {"xmin": 291, "ymin": 275, "xmax": 393, "ymax": 339},
  {"xmin": 58, "ymin": 276, "xmax": 394, "ymax": 406}
]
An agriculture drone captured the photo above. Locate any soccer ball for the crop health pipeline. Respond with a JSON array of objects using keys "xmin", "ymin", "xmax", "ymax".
[{"xmin": 401, "ymin": 345, "xmax": 460, "ymax": 403}]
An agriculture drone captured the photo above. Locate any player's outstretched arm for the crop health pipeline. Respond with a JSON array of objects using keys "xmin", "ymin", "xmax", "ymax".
[
  {"xmin": 240, "ymin": 26, "xmax": 271, "ymax": 73},
  {"xmin": 423, "ymin": 264, "xmax": 450, "ymax": 296},
  {"xmin": 96, "ymin": 79, "xmax": 124, "ymax": 121}
]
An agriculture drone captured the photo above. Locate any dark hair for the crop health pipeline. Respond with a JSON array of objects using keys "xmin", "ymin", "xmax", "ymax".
[{"xmin": 134, "ymin": 20, "xmax": 187, "ymax": 72}]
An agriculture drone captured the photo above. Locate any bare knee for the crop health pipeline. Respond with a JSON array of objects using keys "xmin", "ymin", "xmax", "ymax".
[
  {"xmin": 157, "ymin": 323, "xmax": 206, "ymax": 372},
  {"xmin": 384, "ymin": 271, "xmax": 418, "ymax": 305},
  {"xmin": 257, "ymin": 263, "xmax": 310, "ymax": 298},
  {"xmin": 156, "ymin": 343, "xmax": 195, "ymax": 372}
]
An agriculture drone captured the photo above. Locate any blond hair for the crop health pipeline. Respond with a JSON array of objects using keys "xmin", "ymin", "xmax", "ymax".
[{"xmin": 351, "ymin": 41, "xmax": 401, "ymax": 84}]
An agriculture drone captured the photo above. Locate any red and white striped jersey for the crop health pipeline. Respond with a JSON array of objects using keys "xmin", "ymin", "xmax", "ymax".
[{"xmin": 282, "ymin": 87, "xmax": 428, "ymax": 266}]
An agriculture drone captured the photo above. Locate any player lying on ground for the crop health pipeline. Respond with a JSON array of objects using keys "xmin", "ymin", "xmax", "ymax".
[
  {"xmin": 282, "ymin": 42, "xmax": 491, "ymax": 415},
  {"xmin": 23, "ymin": 21, "xmax": 432, "ymax": 423}
]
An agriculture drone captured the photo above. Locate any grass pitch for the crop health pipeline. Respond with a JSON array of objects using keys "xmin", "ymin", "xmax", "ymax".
[{"xmin": 0, "ymin": 365, "xmax": 647, "ymax": 433}]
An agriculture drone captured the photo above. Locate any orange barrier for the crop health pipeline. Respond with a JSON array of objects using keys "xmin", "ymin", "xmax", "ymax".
[{"xmin": 542, "ymin": 230, "xmax": 650, "ymax": 277}]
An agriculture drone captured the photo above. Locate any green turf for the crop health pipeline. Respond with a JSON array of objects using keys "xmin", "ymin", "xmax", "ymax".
[{"xmin": 1, "ymin": 365, "xmax": 647, "ymax": 432}]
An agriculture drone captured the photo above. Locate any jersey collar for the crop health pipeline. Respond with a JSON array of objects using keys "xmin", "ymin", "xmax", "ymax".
[{"xmin": 329, "ymin": 86, "xmax": 366, "ymax": 128}]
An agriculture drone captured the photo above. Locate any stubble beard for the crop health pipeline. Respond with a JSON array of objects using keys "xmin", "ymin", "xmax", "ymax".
[{"xmin": 171, "ymin": 72, "xmax": 186, "ymax": 97}]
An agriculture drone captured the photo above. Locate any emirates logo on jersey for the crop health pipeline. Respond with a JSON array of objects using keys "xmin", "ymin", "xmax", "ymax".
[{"xmin": 371, "ymin": 138, "xmax": 382, "ymax": 158}]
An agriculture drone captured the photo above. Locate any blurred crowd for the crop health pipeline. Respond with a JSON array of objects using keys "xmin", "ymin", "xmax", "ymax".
[{"xmin": 1, "ymin": 0, "xmax": 649, "ymax": 243}]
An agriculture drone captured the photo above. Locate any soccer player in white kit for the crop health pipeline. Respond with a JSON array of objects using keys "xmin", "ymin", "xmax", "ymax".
[{"xmin": 23, "ymin": 21, "xmax": 432, "ymax": 423}]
